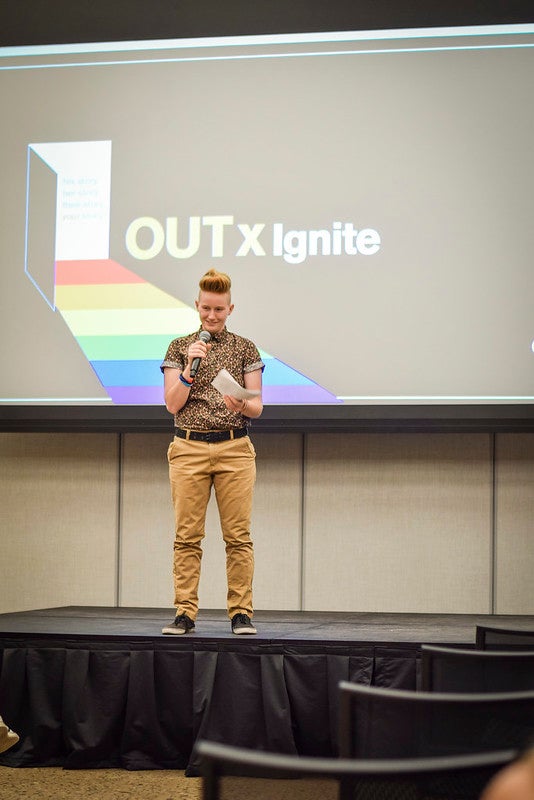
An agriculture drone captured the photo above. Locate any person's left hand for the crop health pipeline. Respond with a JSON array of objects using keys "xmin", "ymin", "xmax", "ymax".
[{"xmin": 223, "ymin": 394, "xmax": 247, "ymax": 414}]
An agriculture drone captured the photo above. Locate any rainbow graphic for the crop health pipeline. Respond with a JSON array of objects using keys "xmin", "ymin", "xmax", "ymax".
[
  {"xmin": 25, "ymin": 141, "xmax": 339, "ymax": 405},
  {"xmin": 53, "ymin": 258, "xmax": 197, "ymax": 404}
]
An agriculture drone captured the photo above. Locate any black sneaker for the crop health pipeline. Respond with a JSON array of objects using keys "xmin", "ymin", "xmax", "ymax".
[
  {"xmin": 162, "ymin": 613, "xmax": 195, "ymax": 635},
  {"xmin": 231, "ymin": 613, "xmax": 257, "ymax": 635}
]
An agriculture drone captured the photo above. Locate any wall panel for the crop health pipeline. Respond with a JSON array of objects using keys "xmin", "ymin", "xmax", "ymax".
[
  {"xmin": 303, "ymin": 433, "xmax": 492, "ymax": 613},
  {"xmin": 0, "ymin": 432, "xmax": 119, "ymax": 613},
  {"xmin": 119, "ymin": 432, "xmax": 175, "ymax": 609},
  {"xmin": 245, "ymin": 432, "xmax": 303, "ymax": 611},
  {"xmin": 495, "ymin": 433, "xmax": 534, "ymax": 613}
]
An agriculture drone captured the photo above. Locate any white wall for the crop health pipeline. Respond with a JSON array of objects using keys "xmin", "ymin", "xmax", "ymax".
[{"xmin": 1, "ymin": 430, "xmax": 533, "ymax": 615}]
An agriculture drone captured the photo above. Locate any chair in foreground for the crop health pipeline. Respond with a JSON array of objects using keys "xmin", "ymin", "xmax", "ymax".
[
  {"xmin": 476, "ymin": 624, "xmax": 534, "ymax": 651},
  {"xmin": 196, "ymin": 739, "xmax": 517, "ymax": 800},
  {"xmin": 420, "ymin": 644, "xmax": 534, "ymax": 692},
  {"xmin": 338, "ymin": 682, "xmax": 534, "ymax": 760}
]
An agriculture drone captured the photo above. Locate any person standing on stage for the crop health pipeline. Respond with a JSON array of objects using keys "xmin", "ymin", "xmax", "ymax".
[{"xmin": 160, "ymin": 269, "xmax": 264, "ymax": 636}]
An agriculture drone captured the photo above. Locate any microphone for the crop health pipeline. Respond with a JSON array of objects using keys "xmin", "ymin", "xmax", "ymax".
[{"xmin": 190, "ymin": 330, "xmax": 211, "ymax": 378}]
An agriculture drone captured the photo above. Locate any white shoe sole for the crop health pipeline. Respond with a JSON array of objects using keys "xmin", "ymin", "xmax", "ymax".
[{"xmin": 161, "ymin": 625, "xmax": 194, "ymax": 635}]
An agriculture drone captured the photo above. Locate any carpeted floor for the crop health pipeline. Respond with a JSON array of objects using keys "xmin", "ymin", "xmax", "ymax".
[
  {"xmin": 0, "ymin": 767, "xmax": 200, "ymax": 800},
  {"xmin": 0, "ymin": 767, "xmax": 336, "ymax": 800}
]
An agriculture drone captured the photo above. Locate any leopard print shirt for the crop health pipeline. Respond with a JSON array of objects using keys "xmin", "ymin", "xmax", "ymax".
[{"xmin": 160, "ymin": 327, "xmax": 264, "ymax": 431}]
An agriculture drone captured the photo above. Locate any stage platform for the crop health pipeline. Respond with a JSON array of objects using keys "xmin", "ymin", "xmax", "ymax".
[{"xmin": 1, "ymin": 607, "xmax": 533, "ymax": 774}]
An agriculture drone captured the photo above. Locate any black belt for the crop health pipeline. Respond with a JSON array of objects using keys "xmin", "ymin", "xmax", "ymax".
[{"xmin": 174, "ymin": 427, "xmax": 248, "ymax": 443}]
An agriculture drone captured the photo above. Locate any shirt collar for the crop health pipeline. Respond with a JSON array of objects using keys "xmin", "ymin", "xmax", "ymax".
[{"xmin": 199, "ymin": 326, "xmax": 228, "ymax": 343}]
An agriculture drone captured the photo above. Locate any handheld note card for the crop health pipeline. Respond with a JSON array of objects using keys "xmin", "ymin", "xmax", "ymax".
[{"xmin": 212, "ymin": 369, "xmax": 260, "ymax": 400}]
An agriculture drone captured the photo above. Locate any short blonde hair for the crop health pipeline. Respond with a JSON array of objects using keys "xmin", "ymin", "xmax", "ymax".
[{"xmin": 199, "ymin": 269, "xmax": 231, "ymax": 297}]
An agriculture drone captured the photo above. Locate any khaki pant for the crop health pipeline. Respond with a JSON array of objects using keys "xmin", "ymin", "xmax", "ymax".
[{"xmin": 167, "ymin": 434, "xmax": 256, "ymax": 620}]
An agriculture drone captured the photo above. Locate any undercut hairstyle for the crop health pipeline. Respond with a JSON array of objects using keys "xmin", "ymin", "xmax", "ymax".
[{"xmin": 199, "ymin": 269, "xmax": 232, "ymax": 297}]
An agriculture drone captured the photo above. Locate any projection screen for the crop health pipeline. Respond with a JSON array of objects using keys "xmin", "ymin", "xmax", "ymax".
[{"xmin": 1, "ymin": 21, "xmax": 534, "ymax": 424}]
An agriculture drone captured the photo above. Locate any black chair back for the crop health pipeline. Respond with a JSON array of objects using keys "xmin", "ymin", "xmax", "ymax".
[
  {"xmin": 476, "ymin": 625, "xmax": 534, "ymax": 651},
  {"xmin": 420, "ymin": 644, "xmax": 534, "ymax": 692},
  {"xmin": 196, "ymin": 739, "xmax": 517, "ymax": 800},
  {"xmin": 338, "ymin": 681, "xmax": 534, "ymax": 760}
]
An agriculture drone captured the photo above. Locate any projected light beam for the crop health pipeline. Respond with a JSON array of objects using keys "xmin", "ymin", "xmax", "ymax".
[{"xmin": 25, "ymin": 140, "xmax": 339, "ymax": 404}]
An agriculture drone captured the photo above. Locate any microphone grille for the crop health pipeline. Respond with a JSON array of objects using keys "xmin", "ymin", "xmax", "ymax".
[{"xmin": 199, "ymin": 330, "xmax": 212, "ymax": 343}]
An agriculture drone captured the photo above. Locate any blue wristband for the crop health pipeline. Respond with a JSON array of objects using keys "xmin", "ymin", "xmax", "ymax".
[{"xmin": 179, "ymin": 373, "xmax": 193, "ymax": 388}]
